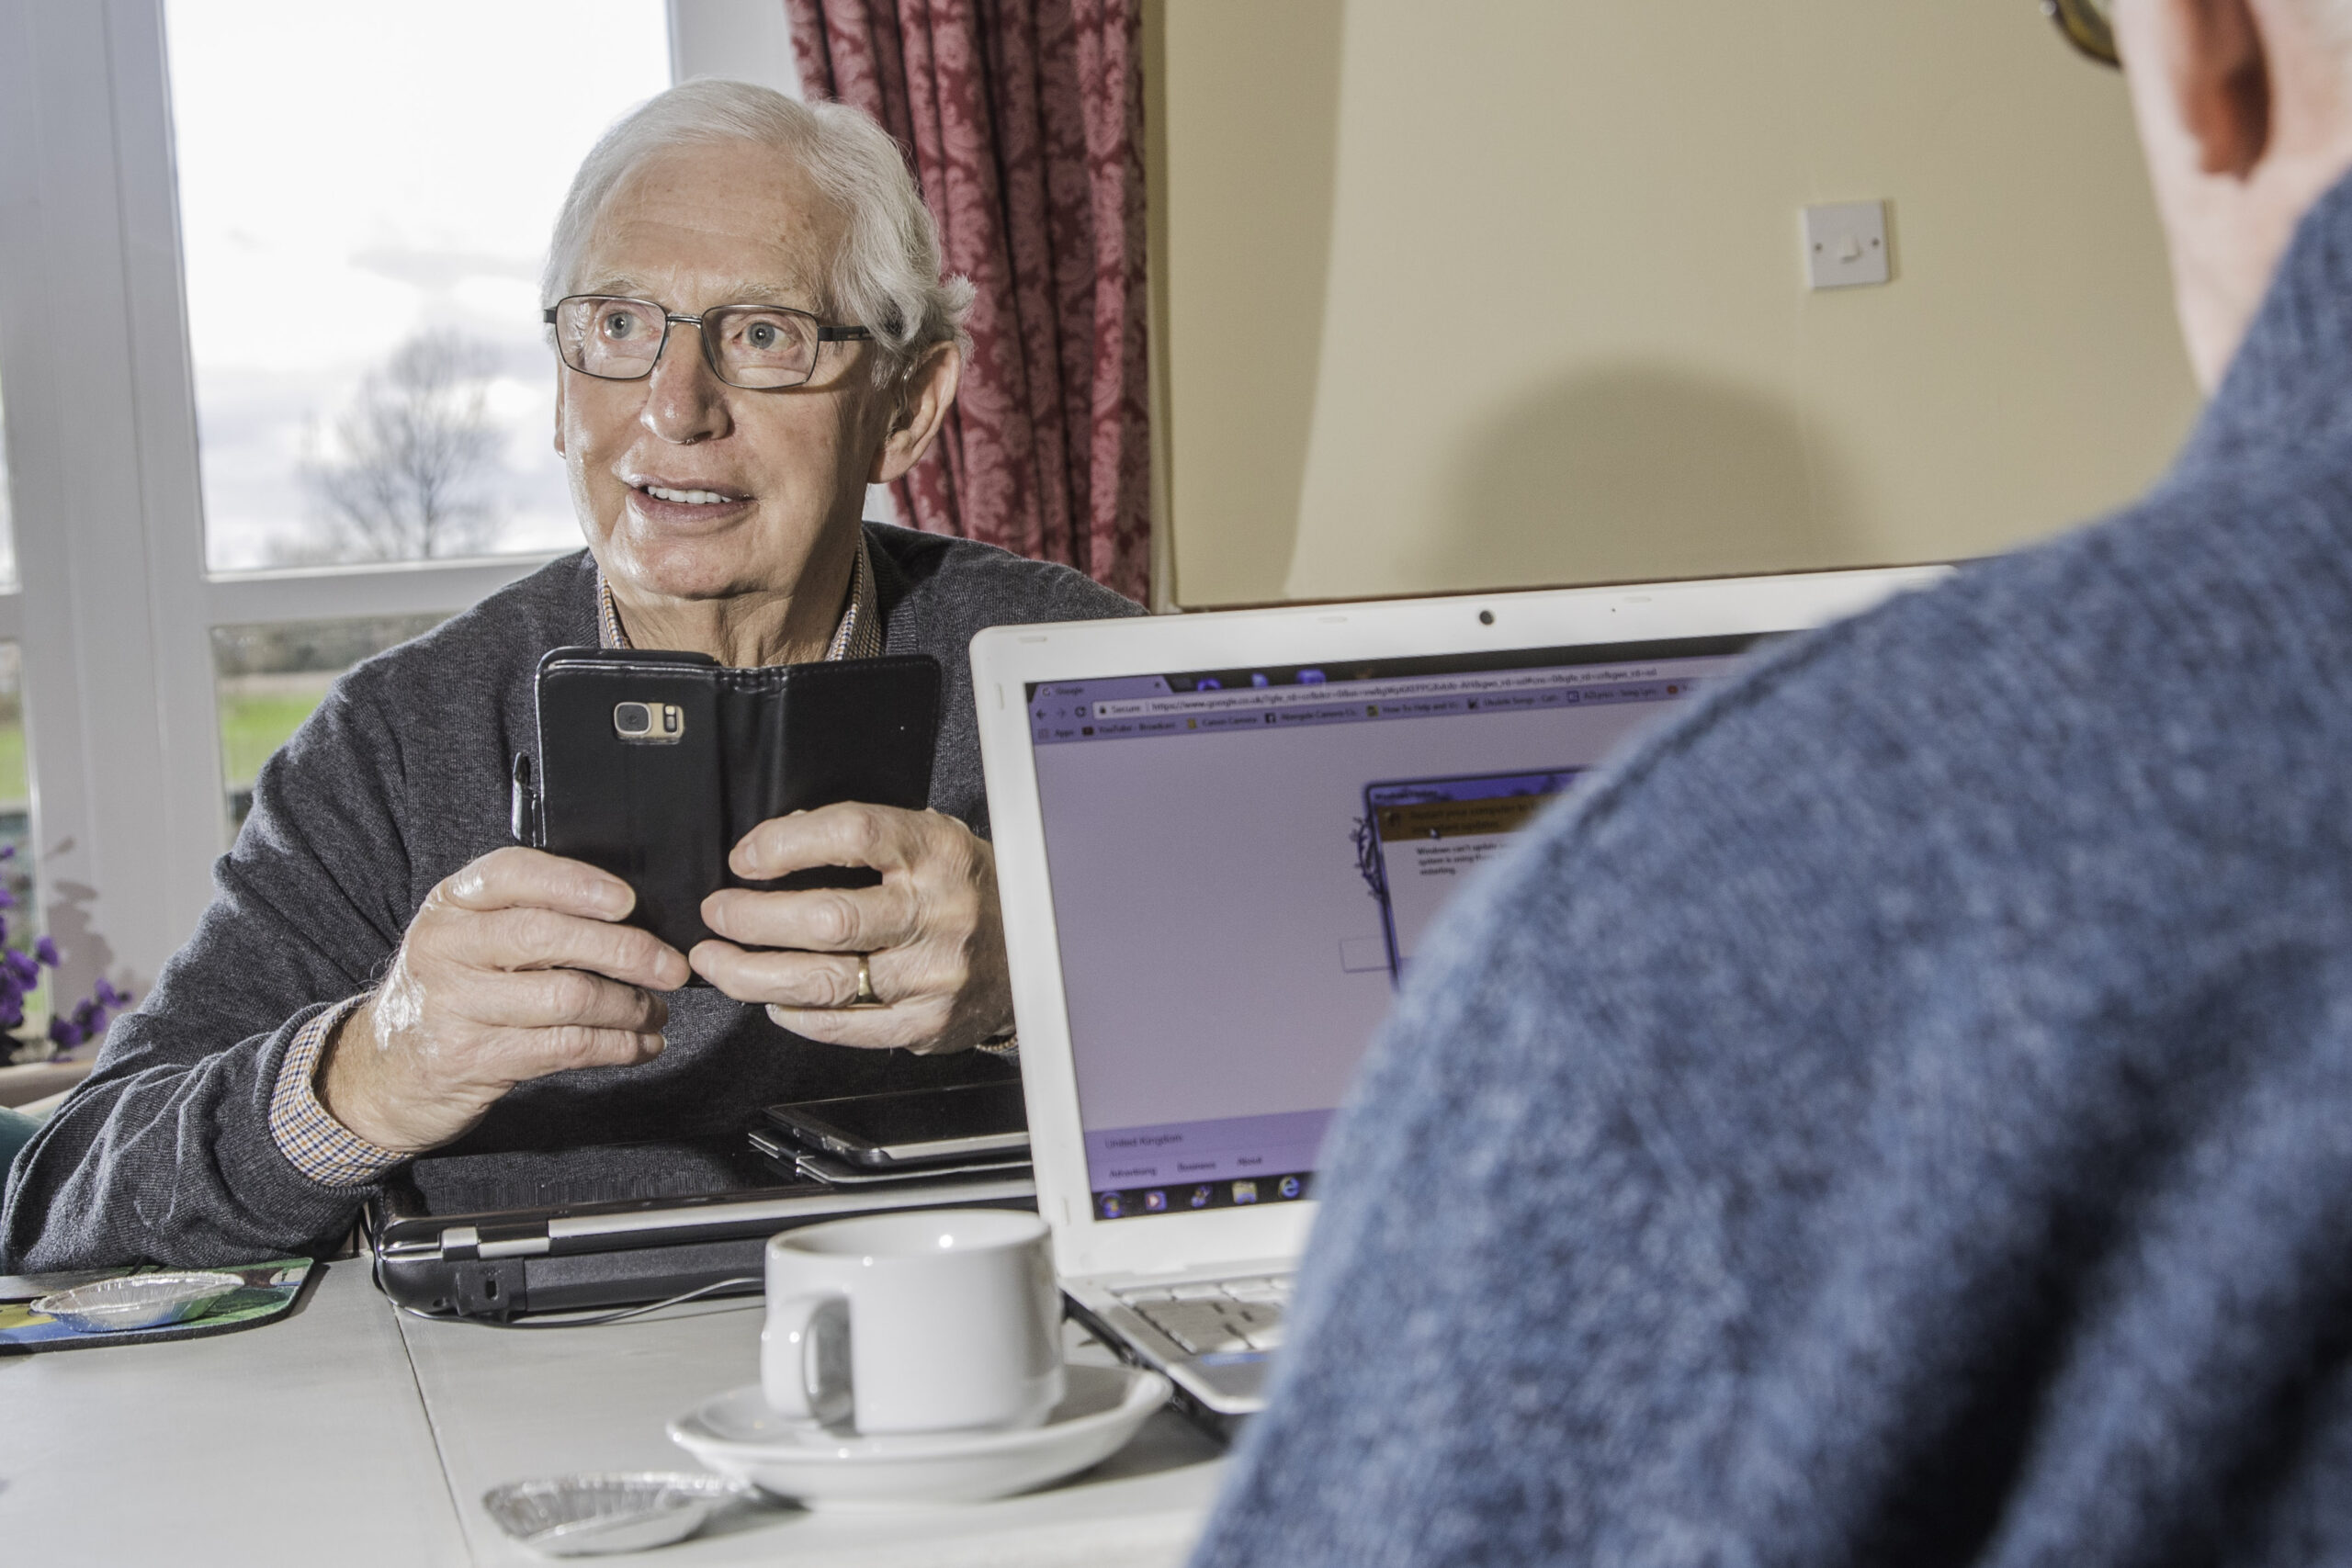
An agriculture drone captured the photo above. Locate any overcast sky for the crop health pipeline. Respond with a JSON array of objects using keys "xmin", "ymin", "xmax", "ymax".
[{"xmin": 164, "ymin": 0, "xmax": 673, "ymax": 569}]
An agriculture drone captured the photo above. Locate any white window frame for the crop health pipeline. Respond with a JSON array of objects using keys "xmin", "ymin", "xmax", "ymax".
[{"xmin": 0, "ymin": 0, "xmax": 796, "ymax": 997}]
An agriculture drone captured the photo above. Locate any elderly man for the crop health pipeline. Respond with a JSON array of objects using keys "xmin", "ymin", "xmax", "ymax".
[
  {"xmin": 1192, "ymin": 0, "xmax": 2352, "ymax": 1562},
  {"xmin": 0, "ymin": 83, "xmax": 1135, "ymax": 1271}
]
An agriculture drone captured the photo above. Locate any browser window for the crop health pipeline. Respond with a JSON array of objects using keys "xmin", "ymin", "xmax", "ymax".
[{"xmin": 1025, "ymin": 637, "xmax": 1759, "ymax": 1222}]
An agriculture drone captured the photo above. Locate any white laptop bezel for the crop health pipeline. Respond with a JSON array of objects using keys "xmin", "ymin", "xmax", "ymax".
[{"xmin": 973, "ymin": 567, "xmax": 1946, "ymax": 1282}]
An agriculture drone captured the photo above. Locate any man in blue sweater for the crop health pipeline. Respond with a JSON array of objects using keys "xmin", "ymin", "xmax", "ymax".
[{"xmin": 1192, "ymin": 1, "xmax": 2352, "ymax": 1562}]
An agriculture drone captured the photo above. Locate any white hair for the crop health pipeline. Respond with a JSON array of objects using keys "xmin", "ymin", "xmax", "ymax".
[{"xmin": 543, "ymin": 81, "xmax": 973, "ymax": 385}]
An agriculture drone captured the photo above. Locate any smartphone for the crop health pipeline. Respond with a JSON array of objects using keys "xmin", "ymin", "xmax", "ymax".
[
  {"xmin": 746, "ymin": 1128, "xmax": 1032, "ymax": 1188},
  {"xmin": 526, "ymin": 648, "xmax": 940, "ymax": 956},
  {"xmin": 763, "ymin": 1082, "xmax": 1031, "ymax": 1168}
]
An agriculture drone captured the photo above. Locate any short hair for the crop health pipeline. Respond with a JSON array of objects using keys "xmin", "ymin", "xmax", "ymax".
[{"xmin": 543, "ymin": 81, "xmax": 972, "ymax": 385}]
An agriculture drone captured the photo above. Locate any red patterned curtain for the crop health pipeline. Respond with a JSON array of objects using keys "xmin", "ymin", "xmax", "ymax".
[{"xmin": 787, "ymin": 0, "xmax": 1150, "ymax": 604}]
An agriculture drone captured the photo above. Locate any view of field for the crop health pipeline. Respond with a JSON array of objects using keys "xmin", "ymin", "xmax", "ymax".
[
  {"xmin": 0, "ymin": 712, "xmax": 24, "ymax": 808},
  {"xmin": 217, "ymin": 672, "xmax": 340, "ymax": 794},
  {"xmin": 212, "ymin": 615, "xmax": 447, "ymax": 828},
  {"xmin": 0, "ymin": 643, "xmax": 34, "ymax": 926}
]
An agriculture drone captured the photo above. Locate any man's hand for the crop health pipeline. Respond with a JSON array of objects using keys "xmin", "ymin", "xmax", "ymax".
[
  {"xmin": 691, "ymin": 804, "xmax": 1012, "ymax": 1055},
  {"xmin": 318, "ymin": 847, "xmax": 691, "ymax": 1153}
]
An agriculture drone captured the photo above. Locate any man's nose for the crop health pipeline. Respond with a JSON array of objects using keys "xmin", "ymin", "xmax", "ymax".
[{"xmin": 639, "ymin": 320, "xmax": 731, "ymax": 443}]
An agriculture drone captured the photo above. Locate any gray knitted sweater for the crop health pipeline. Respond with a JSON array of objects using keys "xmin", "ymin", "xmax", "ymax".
[
  {"xmin": 1191, "ymin": 177, "xmax": 2352, "ymax": 1565},
  {"xmin": 1, "ymin": 525, "xmax": 1136, "ymax": 1271}
]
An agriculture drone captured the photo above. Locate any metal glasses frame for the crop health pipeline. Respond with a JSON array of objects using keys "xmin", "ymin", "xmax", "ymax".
[
  {"xmin": 2044, "ymin": 0, "xmax": 2120, "ymax": 67},
  {"xmin": 542, "ymin": 295, "xmax": 875, "ymax": 389}
]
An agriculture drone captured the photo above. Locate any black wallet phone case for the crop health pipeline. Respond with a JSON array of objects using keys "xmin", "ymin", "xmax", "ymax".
[{"xmin": 519, "ymin": 648, "xmax": 941, "ymax": 955}]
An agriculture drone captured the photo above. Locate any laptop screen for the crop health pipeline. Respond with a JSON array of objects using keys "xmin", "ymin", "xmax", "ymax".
[{"xmin": 1024, "ymin": 634, "xmax": 1761, "ymax": 1224}]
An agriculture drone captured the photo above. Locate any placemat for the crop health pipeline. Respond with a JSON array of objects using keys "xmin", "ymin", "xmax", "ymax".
[{"xmin": 0, "ymin": 1258, "xmax": 316, "ymax": 1353}]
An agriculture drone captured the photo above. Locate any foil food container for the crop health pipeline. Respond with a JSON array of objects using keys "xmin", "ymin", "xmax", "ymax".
[
  {"xmin": 31, "ymin": 1270, "xmax": 245, "ymax": 1333},
  {"xmin": 481, "ymin": 1472, "xmax": 744, "ymax": 1556}
]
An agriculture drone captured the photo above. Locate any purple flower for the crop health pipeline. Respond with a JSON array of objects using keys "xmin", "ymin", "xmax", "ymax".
[
  {"xmin": 14, "ymin": 964, "xmax": 134, "ymax": 1057},
  {"xmin": 0, "ymin": 886, "xmax": 19, "ymax": 910}
]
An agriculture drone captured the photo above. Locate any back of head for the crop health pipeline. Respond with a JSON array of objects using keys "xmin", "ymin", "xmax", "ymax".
[
  {"xmin": 2096, "ymin": 0, "xmax": 2352, "ymax": 384},
  {"xmin": 543, "ymin": 80, "xmax": 973, "ymax": 385}
]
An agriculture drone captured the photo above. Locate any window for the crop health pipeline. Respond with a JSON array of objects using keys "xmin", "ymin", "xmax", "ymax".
[
  {"xmin": 0, "ymin": 641, "xmax": 41, "ymax": 1032},
  {"xmin": 0, "ymin": 370, "xmax": 15, "ymax": 591},
  {"xmin": 0, "ymin": 644, "xmax": 29, "ymax": 913},
  {"xmin": 166, "ymin": 1, "xmax": 671, "ymax": 570},
  {"xmin": 212, "ymin": 616, "xmax": 450, "ymax": 832},
  {"xmin": 0, "ymin": 0, "xmax": 799, "ymax": 998},
  {"xmin": 0, "ymin": 350, "xmax": 23, "ymax": 946}
]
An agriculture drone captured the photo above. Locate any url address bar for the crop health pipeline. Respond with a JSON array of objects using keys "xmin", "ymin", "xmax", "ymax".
[{"xmin": 1090, "ymin": 664, "xmax": 1679, "ymax": 719}]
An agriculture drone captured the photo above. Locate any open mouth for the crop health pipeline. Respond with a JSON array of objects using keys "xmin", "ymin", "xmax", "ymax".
[
  {"xmin": 627, "ymin": 479, "xmax": 753, "ymax": 518},
  {"xmin": 640, "ymin": 483, "xmax": 741, "ymax": 505}
]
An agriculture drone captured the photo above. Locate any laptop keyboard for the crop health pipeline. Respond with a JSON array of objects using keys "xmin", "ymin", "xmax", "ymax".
[{"xmin": 1118, "ymin": 1275, "xmax": 1292, "ymax": 1355}]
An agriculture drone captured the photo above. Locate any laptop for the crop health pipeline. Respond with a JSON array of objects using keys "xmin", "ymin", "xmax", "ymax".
[
  {"xmin": 971, "ymin": 567, "xmax": 1944, "ymax": 1429},
  {"xmin": 367, "ymin": 1124, "xmax": 1035, "ymax": 1322}
]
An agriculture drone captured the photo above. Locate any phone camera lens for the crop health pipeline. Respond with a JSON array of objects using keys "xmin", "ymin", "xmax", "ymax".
[{"xmin": 613, "ymin": 702, "xmax": 653, "ymax": 738}]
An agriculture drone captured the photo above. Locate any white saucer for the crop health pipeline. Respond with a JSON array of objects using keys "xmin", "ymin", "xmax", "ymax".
[{"xmin": 667, "ymin": 1363, "xmax": 1170, "ymax": 1509}]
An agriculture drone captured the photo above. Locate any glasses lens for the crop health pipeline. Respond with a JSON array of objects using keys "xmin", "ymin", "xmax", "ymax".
[
  {"xmin": 707, "ymin": 306, "xmax": 821, "ymax": 388},
  {"xmin": 2044, "ymin": 0, "xmax": 2119, "ymax": 65},
  {"xmin": 557, "ymin": 297, "xmax": 665, "ymax": 378}
]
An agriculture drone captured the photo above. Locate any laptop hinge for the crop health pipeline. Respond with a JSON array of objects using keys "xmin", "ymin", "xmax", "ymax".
[{"xmin": 435, "ymin": 1223, "xmax": 551, "ymax": 1262}]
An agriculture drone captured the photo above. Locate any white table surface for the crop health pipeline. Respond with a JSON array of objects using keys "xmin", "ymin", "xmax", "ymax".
[
  {"xmin": 3, "ymin": 1261, "xmax": 1229, "ymax": 1567},
  {"xmin": 2, "ymin": 1260, "xmax": 469, "ymax": 1564}
]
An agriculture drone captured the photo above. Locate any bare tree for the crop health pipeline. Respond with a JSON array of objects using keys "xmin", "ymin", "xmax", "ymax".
[{"xmin": 299, "ymin": 330, "xmax": 509, "ymax": 562}]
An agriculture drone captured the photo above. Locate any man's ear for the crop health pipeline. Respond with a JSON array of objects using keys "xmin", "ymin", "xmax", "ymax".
[
  {"xmin": 868, "ymin": 341, "xmax": 963, "ymax": 485},
  {"xmin": 2166, "ymin": 0, "xmax": 2274, "ymax": 177},
  {"xmin": 552, "ymin": 368, "xmax": 568, "ymax": 457}
]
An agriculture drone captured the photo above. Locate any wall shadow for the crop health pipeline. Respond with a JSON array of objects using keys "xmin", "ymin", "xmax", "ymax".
[
  {"xmin": 42, "ymin": 875, "xmax": 119, "ymax": 1010},
  {"xmin": 1424, "ymin": 363, "xmax": 1866, "ymax": 591}
]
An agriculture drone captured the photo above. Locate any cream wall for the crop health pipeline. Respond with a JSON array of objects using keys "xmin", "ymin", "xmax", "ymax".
[{"xmin": 1152, "ymin": 1, "xmax": 2201, "ymax": 607}]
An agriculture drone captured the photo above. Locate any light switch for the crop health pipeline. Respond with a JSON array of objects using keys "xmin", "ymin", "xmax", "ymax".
[{"xmin": 1803, "ymin": 201, "xmax": 1889, "ymax": 289}]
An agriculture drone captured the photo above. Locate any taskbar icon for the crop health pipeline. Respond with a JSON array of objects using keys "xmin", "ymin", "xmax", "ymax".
[{"xmin": 1088, "ymin": 1170, "xmax": 1315, "ymax": 1222}]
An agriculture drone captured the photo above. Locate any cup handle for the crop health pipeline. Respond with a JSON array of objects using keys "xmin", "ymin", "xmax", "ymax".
[{"xmin": 762, "ymin": 1292, "xmax": 852, "ymax": 1425}]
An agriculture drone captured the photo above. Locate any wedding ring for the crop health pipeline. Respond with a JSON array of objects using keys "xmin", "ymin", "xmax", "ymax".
[{"xmin": 848, "ymin": 952, "xmax": 884, "ymax": 1008}]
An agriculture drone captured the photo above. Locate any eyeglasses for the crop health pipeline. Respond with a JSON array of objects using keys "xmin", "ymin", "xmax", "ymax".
[
  {"xmin": 543, "ymin": 295, "xmax": 874, "ymax": 389},
  {"xmin": 2044, "ymin": 0, "xmax": 2119, "ymax": 67}
]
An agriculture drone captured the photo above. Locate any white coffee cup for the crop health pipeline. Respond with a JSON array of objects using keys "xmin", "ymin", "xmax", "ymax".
[{"xmin": 762, "ymin": 1208, "xmax": 1064, "ymax": 1436}]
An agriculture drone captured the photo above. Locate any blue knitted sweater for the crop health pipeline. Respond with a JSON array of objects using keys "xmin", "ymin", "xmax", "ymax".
[{"xmin": 1190, "ymin": 174, "xmax": 2352, "ymax": 1567}]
